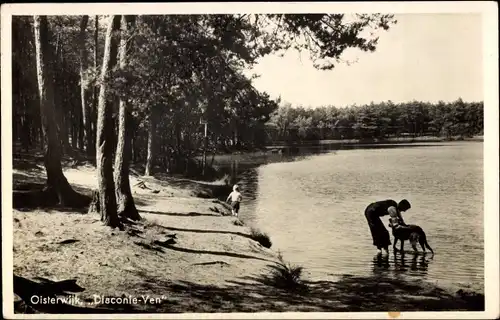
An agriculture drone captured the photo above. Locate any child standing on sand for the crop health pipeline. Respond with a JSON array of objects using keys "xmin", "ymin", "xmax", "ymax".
[{"xmin": 226, "ymin": 185, "xmax": 243, "ymax": 217}]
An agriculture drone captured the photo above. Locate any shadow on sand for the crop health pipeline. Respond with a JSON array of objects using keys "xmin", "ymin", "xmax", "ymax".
[
  {"xmin": 14, "ymin": 264, "xmax": 484, "ymax": 314},
  {"xmin": 12, "ymin": 179, "xmax": 150, "ymax": 212},
  {"xmin": 138, "ymin": 210, "xmax": 220, "ymax": 217},
  {"xmin": 133, "ymin": 239, "xmax": 272, "ymax": 263},
  {"xmin": 153, "ymin": 225, "xmax": 255, "ymax": 241}
]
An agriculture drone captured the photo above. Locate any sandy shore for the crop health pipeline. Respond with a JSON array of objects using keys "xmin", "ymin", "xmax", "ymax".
[{"xmin": 11, "ymin": 163, "xmax": 484, "ymax": 313}]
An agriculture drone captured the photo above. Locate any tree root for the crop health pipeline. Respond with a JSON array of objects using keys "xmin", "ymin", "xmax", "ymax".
[
  {"xmin": 87, "ymin": 190, "xmax": 100, "ymax": 214},
  {"xmin": 88, "ymin": 190, "xmax": 137, "ymax": 229},
  {"xmin": 118, "ymin": 205, "xmax": 142, "ymax": 221}
]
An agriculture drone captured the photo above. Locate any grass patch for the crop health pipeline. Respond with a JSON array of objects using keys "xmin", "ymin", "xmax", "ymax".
[
  {"xmin": 456, "ymin": 289, "xmax": 485, "ymax": 310},
  {"xmin": 249, "ymin": 227, "xmax": 272, "ymax": 248},
  {"xmin": 265, "ymin": 252, "xmax": 307, "ymax": 293},
  {"xmin": 142, "ymin": 219, "xmax": 164, "ymax": 231},
  {"xmin": 232, "ymin": 219, "xmax": 244, "ymax": 226}
]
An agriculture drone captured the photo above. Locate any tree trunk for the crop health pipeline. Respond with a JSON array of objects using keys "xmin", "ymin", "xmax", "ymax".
[
  {"xmin": 113, "ymin": 15, "xmax": 141, "ymax": 221},
  {"xmin": 88, "ymin": 15, "xmax": 99, "ymax": 157},
  {"xmin": 131, "ymin": 137, "xmax": 135, "ymax": 162},
  {"xmin": 78, "ymin": 107, "xmax": 85, "ymax": 150},
  {"xmin": 79, "ymin": 15, "xmax": 90, "ymax": 154},
  {"xmin": 71, "ymin": 115, "xmax": 77, "ymax": 149},
  {"xmin": 33, "ymin": 15, "xmax": 89, "ymax": 207},
  {"xmin": 53, "ymin": 50, "xmax": 72, "ymax": 156},
  {"xmin": 55, "ymin": 90, "xmax": 71, "ymax": 154},
  {"xmin": 144, "ymin": 107, "xmax": 157, "ymax": 176},
  {"xmin": 38, "ymin": 121, "xmax": 44, "ymax": 147},
  {"xmin": 95, "ymin": 15, "xmax": 121, "ymax": 228},
  {"xmin": 19, "ymin": 98, "xmax": 31, "ymax": 151}
]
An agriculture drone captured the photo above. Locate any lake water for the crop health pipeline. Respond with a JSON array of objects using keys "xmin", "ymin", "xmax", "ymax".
[{"xmin": 215, "ymin": 142, "xmax": 484, "ymax": 293}]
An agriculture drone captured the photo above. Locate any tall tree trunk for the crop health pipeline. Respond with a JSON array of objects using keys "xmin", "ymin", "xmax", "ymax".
[
  {"xmin": 95, "ymin": 15, "xmax": 121, "ymax": 228},
  {"xmin": 33, "ymin": 15, "xmax": 88, "ymax": 207},
  {"xmin": 144, "ymin": 107, "xmax": 157, "ymax": 176},
  {"xmin": 131, "ymin": 137, "xmax": 135, "ymax": 162},
  {"xmin": 79, "ymin": 15, "xmax": 90, "ymax": 154},
  {"xmin": 38, "ymin": 120, "xmax": 44, "ymax": 147},
  {"xmin": 71, "ymin": 114, "xmax": 77, "ymax": 149},
  {"xmin": 19, "ymin": 97, "xmax": 31, "ymax": 152},
  {"xmin": 114, "ymin": 15, "xmax": 141, "ymax": 221},
  {"xmin": 234, "ymin": 126, "xmax": 239, "ymax": 146},
  {"xmin": 78, "ymin": 111, "xmax": 85, "ymax": 151},
  {"xmin": 53, "ymin": 51, "xmax": 72, "ymax": 156},
  {"xmin": 175, "ymin": 121, "xmax": 182, "ymax": 151},
  {"xmin": 89, "ymin": 15, "xmax": 99, "ymax": 157}
]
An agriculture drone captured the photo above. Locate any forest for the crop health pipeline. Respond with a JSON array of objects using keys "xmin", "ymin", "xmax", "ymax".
[
  {"xmin": 12, "ymin": 14, "xmax": 482, "ymax": 229},
  {"xmin": 266, "ymin": 99, "xmax": 483, "ymax": 143}
]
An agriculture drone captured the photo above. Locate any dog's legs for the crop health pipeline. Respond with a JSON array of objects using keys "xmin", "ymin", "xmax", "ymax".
[
  {"xmin": 411, "ymin": 240, "xmax": 419, "ymax": 253},
  {"xmin": 400, "ymin": 240, "xmax": 404, "ymax": 253},
  {"xmin": 419, "ymin": 240, "xmax": 426, "ymax": 253},
  {"xmin": 393, "ymin": 238, "xmax": 399, "ymax": 252}
]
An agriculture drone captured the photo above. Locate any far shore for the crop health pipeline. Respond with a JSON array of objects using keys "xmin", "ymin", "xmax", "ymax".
[
  {"xmin": 198, "ymin": 135, "xmax": 483, "ymax": 158},
  {"xmin": 10, "ymin": 156, "xmax": 485, "ymax": 314},
  {"xmin": 265, "ymin": 134, "xmax": 483, "ymax": 148},
  {"xmin": 192, "ymin": 135, "xmax": 483, "ymax": 171}
]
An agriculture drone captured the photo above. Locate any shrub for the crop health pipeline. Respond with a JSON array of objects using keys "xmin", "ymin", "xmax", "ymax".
[
  {"xmin": 250, "ymin": 227, "xmax": 272, "ymax": 248},
  {"xmin": 266, "ymin": 252, "xmax": 307, "ymax": 292}
]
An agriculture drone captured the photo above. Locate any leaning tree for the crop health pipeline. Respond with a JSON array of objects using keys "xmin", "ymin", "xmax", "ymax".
[
  {"xmin": 31, "ymin": 15, "xmax": 89, "ymax": 207},
  {"xmin": 94, "ymin": 15, "xmax": 122, "ymax": 227}
]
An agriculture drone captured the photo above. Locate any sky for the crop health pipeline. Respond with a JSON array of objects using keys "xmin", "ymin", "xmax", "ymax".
[{"xmin": 247, "ymin": 13, "xmax": 483, "ymax": 108}]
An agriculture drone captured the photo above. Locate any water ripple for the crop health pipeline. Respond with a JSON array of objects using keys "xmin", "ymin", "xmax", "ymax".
[{"xmin": 223, "ymin": 142, "xmax": 484, "ymax": 293}]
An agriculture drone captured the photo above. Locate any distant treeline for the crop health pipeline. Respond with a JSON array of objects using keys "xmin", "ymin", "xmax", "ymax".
[{"xmin": 264, "ymin": 99, "xmax": 484, "ymax": 143}]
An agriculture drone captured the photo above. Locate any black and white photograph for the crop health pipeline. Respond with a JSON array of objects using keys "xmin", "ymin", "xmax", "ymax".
[{"xmin": 1, "ymin": 2, "xmax": 499, "ymax": 319}]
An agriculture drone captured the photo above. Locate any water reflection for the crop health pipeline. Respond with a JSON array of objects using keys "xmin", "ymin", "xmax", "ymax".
[
  {"xmin": 394, "ymin": 253, "xmax": 430, "ymax": 273},
  {"xmin": 371, "ymin": 252, "xmax": 431, "ymax": 277},
  {"xmin": 214, "ymin": 143, "xmax": 450, "ymax": 190},
  {"xmin": 265, "ymin": 141, "xmax": 450, "ymax": 157},
  {"xmin": 372, "ymin": 254, "xmax": 390, "ymax": 273},
  {"xmin": 211, "ymin": 142, "xmax": 450, "ymax": 177}
]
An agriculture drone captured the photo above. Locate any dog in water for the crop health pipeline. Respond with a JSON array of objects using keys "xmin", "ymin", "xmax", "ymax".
[{"xmin": 390, "ymin": 224, "xmax": 434, "ymax": 255}]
